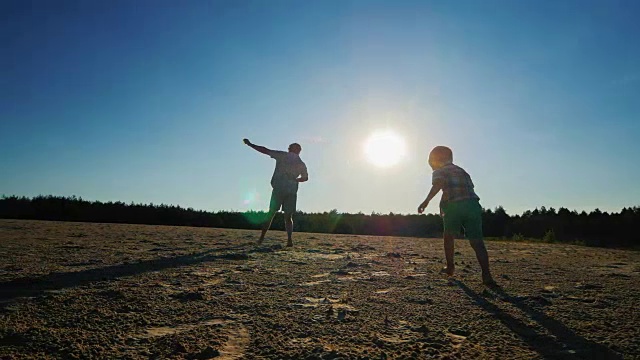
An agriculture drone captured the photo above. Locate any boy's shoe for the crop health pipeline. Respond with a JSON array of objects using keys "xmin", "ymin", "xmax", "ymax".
[
  {"xmin": 482, "ymin": 273, "xmax": 497, "ymax": 286},
  {"xmin": 440, "ymin": 266, "xmax": 455, "ymax": 276},
  {"xmin": 286, "ymin": 240, "xmax": 293, "ymax": 247}
]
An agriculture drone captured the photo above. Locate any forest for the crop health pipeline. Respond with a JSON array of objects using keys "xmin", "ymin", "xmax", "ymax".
[{"xmin": 1, "ymin": 195, "xmax": 638, "ymax": 248}]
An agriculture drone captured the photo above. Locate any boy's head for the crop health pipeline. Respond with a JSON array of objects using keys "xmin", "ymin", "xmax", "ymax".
[
  {"xmin": 428, "ymin": 146, "xmax": 453, "ymax": 170},
  {"xmin": 288, "ymin": 143, "xmax": 302, "ymax": 154}
]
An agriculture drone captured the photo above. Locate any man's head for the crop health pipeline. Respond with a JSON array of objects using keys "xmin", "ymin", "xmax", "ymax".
[
  {"xmin": 428, "ymin": 146, "xmax": 453, "ymax": 170},
  {"xmin": 288, "ymin": 143, "xmax": 302, "ymax": 155}
]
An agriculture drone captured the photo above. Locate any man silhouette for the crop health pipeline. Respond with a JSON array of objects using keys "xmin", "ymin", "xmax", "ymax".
[{"xmin": 243, "ymin": 139, "xmax": 308, "ymax": 247}]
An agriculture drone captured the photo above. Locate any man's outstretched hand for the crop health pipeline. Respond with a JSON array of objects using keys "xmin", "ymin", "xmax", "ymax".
[{"xmin": 243, "ymin": 139, "xmax": 270, "ymax": 155}]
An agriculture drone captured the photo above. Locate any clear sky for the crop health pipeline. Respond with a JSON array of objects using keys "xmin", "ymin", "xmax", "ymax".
[{"xmin": 2, "ymin": 0, "xmax": 639, "ymax": 215}]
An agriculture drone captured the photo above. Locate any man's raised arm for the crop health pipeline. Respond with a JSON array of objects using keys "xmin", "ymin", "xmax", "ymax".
[{"xmin": 243, "ymin": 138, "xmax": 272, "ymax": 155}]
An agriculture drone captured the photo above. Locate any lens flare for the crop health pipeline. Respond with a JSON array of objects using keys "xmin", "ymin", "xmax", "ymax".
[
  {"xmin": 240, "ymin": 189, "xmax": 265, "ymax": 225},
  {"xmin": 241, "ymin": 189, "xmax": 261, "ymax": 208}
]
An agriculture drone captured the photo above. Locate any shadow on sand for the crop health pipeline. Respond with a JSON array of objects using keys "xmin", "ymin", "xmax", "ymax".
[
  {"xmin": 0, "ymin": 245, "xmax": 251, "ymax": 302},
  {"xmin": 453, "ymin": 280, "xmax": 622, "ymax": 359}
]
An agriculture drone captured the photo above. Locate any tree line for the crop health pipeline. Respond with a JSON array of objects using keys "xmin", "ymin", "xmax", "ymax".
[{"xmin": 1, "ymin": 195, "xmax": 638, "ymax": 248}]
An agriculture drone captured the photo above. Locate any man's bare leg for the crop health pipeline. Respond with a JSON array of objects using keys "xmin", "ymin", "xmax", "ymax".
[
  {"xmin": 442, "ymin": 234, "xmax": 455, "ymax": 275},
  {"xmin": 284, "ymin": 213, "xmax": 293, "ymax": 247},
  {"xmin": 258, "ymin": 211, "xmax": 276, "ymax": 245}
]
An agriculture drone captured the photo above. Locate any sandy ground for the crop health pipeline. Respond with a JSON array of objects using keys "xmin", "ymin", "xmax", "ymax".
[{"xmin": 0, "ymin": 219, "xmax": 638, "ymax": 359}]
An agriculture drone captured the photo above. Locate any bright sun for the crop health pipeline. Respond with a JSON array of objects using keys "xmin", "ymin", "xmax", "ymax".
[{"xmin": 364, "ymin": 130, "xmax": 407, "ymax": 167}]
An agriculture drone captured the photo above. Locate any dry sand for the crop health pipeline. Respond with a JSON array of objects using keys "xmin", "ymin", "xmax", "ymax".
[{"xmin": 0, "ymin": 219, "xmax": 638, "ymax": 359}]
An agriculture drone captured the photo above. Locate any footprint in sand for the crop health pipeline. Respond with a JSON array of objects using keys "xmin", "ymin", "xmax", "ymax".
[
  {"xmin": 300, "ymin": 279, "xmax": 331, "ymax": 286},
  {"xmin": 137, "ymin": 317, "xmax": 250, "ymax": 359},
  {"xmin": 140, "ymin": 318, "xmax": 228, "ymax": 338},
  {"xmin": 446, "ymin": 328, "xmax": 470, "ymax": 350},
  {"xmin": 371, "ymin": 271, "xmax": 390, "ymax": 277},
  {"xmin": 310, "ymin": 273, "xmax": 330, "ymax": 278},
  {"xmin": 404, "ymin": 273, "xmax": 428, "ymax": 280},
  {"xmin": 201, "ymin": 278, "xmax": 225, "ymax": 286},
  {"xmin": 292, "ymin": 296, "xmax": 359, "ymax": 317},
  {"xmin": 374, "ymin": 320, "xmax": 446, "ymax": 350},
  {"xmin": 575, "ymin": 282, "xmax": 603, "ymax": 290},
  {"xmin": 217, "ymin": 325, "xmax": 250, "ymax": 360}
]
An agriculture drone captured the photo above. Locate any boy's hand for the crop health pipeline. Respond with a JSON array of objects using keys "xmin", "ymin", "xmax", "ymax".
[
  {"xmin": 419, "ymin": 185, "xmax": 441, "ymax": 214},
  {"xmin": 243, "ymin": 138, "xmax": 251, "ymax": 145},
  {"xmin": 418, "ymin": 201, "xmax": 429, "ymax": 214}
]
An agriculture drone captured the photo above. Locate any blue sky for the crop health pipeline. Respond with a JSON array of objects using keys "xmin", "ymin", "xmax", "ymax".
[{"xmin": 2, "ymin": 0, "xmax": 639, "ymax": 215}]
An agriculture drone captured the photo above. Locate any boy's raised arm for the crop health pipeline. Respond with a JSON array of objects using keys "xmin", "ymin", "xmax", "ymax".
[
  {"xmin": 418, "ymin": 184, "xmax": 442, "ymax": 213},
  {"xmin": 243, "ymin": 138, "xmax": 272, "ymax": 155}
]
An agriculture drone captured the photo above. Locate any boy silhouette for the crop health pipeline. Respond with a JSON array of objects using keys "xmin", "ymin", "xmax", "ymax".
[{"xmin": 418, "ymin": 146, "xmax": 496, "ymax": 285}]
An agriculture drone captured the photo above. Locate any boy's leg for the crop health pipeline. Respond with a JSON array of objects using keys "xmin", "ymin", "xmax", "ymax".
[
  {"xmin": 469, "ymin": 239, "xmax": 494, "ymax": 284},
  {"xmin": 464, "ymin": 200, "xmax": 495, "ymax": 285},
  {"xmin": 443, "ymin": 233, "xmax": 455, "ymax": 275},
  {"xmin": 441, "ymin": 203, "xmax": 460, "ymax": 275},
  {"xmin": 259, "ymin": 190, "xmax": 282, "ymax": 244}
]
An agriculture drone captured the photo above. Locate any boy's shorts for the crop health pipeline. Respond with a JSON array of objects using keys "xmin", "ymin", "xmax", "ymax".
[
  {"xmin": 269, "ymin": 189, "xmax": 297, "ymax": 215},
  {"xmin": 441, "ymin": 199, "xmax": 483, "ymax": 241}
]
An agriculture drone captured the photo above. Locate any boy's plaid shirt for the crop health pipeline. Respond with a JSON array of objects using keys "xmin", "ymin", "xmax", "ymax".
[{"xmin": 432, "ymin": 163, "xmax": 479, "ymax": 206}]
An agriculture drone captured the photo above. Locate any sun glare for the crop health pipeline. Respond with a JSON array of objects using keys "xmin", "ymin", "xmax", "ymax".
[{"xmin": 364, "ymin": 130, "xmax": 407, "ymax": 168}]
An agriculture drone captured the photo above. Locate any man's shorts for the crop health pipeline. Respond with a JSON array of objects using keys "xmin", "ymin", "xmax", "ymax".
[
  {"xmin": 441, "ymin": 199, "xmax": 483, "ymax": 241},
  {"xmin": 269, "ymin": 189, "xmax": 297, "ymax": 215}
]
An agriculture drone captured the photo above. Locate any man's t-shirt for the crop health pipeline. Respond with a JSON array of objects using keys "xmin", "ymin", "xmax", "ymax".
[
  {"xmin": 432, "ymin": 163, "xmax": 479, "ymax": 207},
  {"xmin": 268, "ymin": 150, "xmax": 308, "ymax": 194}
]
